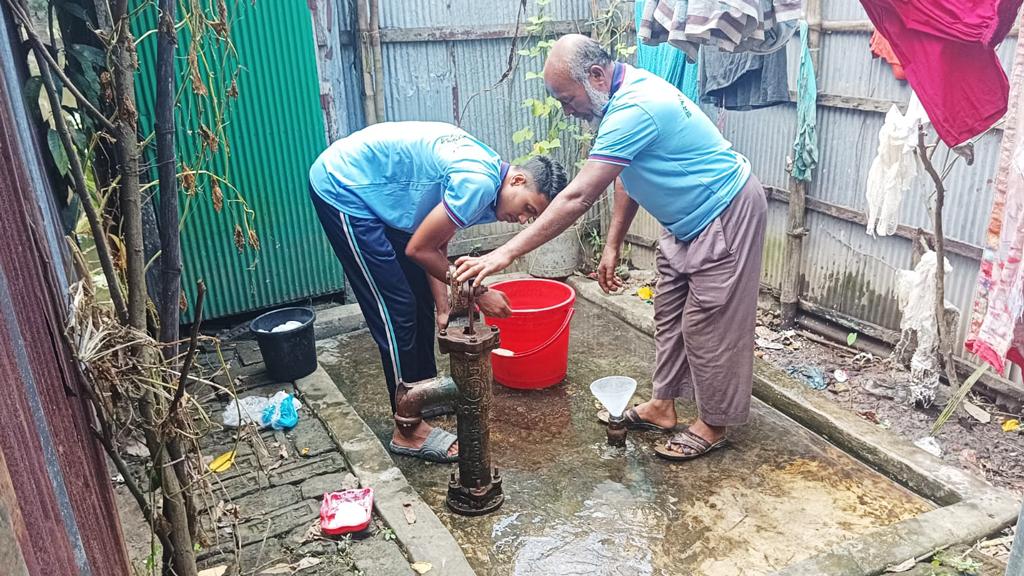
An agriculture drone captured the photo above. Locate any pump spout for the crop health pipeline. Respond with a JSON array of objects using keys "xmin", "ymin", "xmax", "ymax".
[{"xmin": 394, "ymin": 377, "xmax": 458, "ymax": 432}]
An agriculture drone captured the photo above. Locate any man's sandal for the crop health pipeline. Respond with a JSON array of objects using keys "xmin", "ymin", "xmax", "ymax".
[
  {"xmin": 654, "ymin": 429, "xmax": 727, "ymax": 461},
  {"xmin": 597, "ymin": 407, "xmax": 675, "ymax": 433}
]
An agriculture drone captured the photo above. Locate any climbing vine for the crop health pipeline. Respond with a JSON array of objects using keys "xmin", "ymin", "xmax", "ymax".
[{"xmin": 511, "ymin": 0, "xmax": 636, "ymax": 169}]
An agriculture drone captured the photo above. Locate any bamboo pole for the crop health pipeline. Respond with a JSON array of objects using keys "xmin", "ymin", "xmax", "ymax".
[
  {"xmin": 780, "ymin": 0, "xmax": 820, "ymax": 328},
  {"xmin": 354, "ymin": 0, "xmax": 378, "ymax": 125},
  {"xmin": 368, "ymin": 0, "xmax": 386, "ymax": 121}
]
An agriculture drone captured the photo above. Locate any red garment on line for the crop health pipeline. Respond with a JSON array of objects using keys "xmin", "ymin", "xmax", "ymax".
[
  {"xmin": 860, "ymin": 0, "xmax": 1023, "ymax": 146},
  {"xmin": 896, "ymin": 0, "xmax": 1020, "ymax": 49},
  {"xmin": 870, "ymin": 31, "xmax": 905, "ymax": 81}
]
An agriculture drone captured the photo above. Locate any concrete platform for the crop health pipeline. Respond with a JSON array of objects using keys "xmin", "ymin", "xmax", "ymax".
[
  {"xmin": 315, "ymin": 275, "xmax": 1018, "ymax": 575},
  {"xmin": 566, "ymin": 276, "xmax": 1020, "ymax": 576}
]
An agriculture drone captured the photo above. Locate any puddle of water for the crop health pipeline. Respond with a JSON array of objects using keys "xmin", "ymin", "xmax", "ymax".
[{"xmin": 321, "ymin": 300, "xmax": 933, "ymax": 576}]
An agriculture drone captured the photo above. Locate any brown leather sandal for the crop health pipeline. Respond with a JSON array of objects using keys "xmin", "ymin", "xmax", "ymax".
[
  {"xmin": 654, "ymin": 429, "xmax": 728, "ymax": 461},
  {"xmin": 597, "ymin": 407, "xmax": 675, "ymax": 432}
]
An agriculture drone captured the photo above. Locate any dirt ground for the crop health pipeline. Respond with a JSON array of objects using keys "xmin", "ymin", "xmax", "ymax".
[
  {"xmin": 750, "ymin": 306, "xmax": 1024, "ymax": 500},
  {"xmin": 750, "ymin": 306, "xmax": 1023, "ymax": 567}
]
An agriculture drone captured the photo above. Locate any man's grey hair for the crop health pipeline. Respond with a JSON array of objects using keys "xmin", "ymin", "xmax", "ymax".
[
  {"xmin": 568, "ymin": 38, "xmax": 613, "ymax": 83},
  {"xmin": 519, "ymin": 155, "xmax": 568, "ymax": 200}
]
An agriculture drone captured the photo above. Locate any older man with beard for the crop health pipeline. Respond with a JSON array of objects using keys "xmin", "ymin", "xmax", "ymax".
[{"xmin": 456, "ymin": 34, "xmax": 767, "ymax": 461}]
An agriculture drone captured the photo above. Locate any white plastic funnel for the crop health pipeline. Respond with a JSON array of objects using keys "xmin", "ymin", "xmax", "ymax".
[{"xmin": 590, "ymin": 376, "xmax": 637, "ymax": 418}]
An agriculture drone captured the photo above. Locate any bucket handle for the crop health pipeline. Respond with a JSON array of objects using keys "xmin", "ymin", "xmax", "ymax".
[{"xmin": 493, "ymin": 308, "xmax": 575, "ymax": 359}]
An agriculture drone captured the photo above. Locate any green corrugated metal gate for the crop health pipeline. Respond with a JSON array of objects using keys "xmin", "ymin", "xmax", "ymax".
[{"xmin": 134, "ymin": 1, "xmax": 343, "ymax": 321}]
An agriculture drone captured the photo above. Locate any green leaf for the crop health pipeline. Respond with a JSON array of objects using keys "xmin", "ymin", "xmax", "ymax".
[
  {"xmin": 512, "ymin": 154, "xmax": 532, "ymax": 165},
  {"xmin": 545, "ymin": 138, "xmax": 561, "ymax": 149},
  {"xmin": 48, "ymin": 129, "xmax": 70, "ymax": 177},
  {"xmin": 529, "ymin": 99, "xmax": 549, "ymax": 117},
  {"xmin": 24, "ymin": 76, "xmax": 43, "ymax": 117},
  {"xmin": 67, "ymin": 68, "xmax": 98, "ymax": 102},
  {"xmin": 85, "ymin": 162, "xmax": 97, "ymax": 195},
  {"xmin": 525, "ymin": 71, "xmax": 543, "ymax": 80},
  {"xmin": 70, "ymin": 44, "xmax": 107, "ymax": 69},
  {"xmin": 69, "ymin": 124, "xmax": 88, "ymax": 152},
  {"xmin": 847, "ymin": 332, "xmax": 858, "ymax": 346},
  {"xmin": 517, "ymin": 49, "xmax": 532, "ymax": 56},
  {"xmin": 512, "ymin": 127, "xmax": 534, "ymax": 145},
  {"xmin": 55, "ymin": 1, "xmax": 93, "ymax": 26}
]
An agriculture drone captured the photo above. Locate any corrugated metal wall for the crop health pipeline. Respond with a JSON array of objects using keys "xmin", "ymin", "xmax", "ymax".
[
  {"xmin": 0, "ymin": 5, "xmax": 130, "ymax": 574},
  {"xmin": 369, "ymin": 0, "xmax": 595, "ymax": 253},
  {"xmin": 134, "ymin": 1, "xmax": 345, "ymax": 321},
  {"xmin": 623, "ymin": 0, "xmax": 1013, "ymax": 362}
]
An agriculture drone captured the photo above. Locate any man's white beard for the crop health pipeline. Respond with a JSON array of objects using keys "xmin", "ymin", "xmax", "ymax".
[{"xmin": 584, "ymin": 81, "xmax": 609, "ymax": 128}]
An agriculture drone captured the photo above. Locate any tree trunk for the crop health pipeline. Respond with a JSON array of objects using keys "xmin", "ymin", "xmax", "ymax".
[
  {"xmin": 109, "ymin": 0, "xmax": 197, "ymax": 573},
  {"xmin": 917, "ymin": 127, "xmax": 961, "ymax": 396},
  {"xmin": 156, "ymin": 0, "xmax": 180, "ymax": 358},
  {"xmin": 110, "ymin": 0, "xmax": 146, "ymax": 331}
]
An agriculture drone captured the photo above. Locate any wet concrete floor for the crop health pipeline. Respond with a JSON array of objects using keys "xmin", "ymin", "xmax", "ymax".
[{"xmin": 319, "ymin": 300, "xmax": 933, "ymax": 576}]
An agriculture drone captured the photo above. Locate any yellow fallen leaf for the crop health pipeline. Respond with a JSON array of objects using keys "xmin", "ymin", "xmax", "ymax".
[
  {"xmin": 1002, "ymin": 419, "xmax": 1020, "ymax": 433},
  {"xmin": 411, "ymin": 561, "xmax": 432, "ymax": 574},
  {"xmin": 636, "ymin": 286, "xmax": 654, "ymax": 301},
  {"xmin": 208, "ymin": 450, "xmax": 236, "ymax": 473},
  {"xmin": 198, "ymin": 567, "xmax": 228, "ymax": 576}
]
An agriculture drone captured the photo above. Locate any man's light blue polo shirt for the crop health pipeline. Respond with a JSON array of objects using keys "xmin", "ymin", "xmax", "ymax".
[
  {"xmin": 309, "ymin": 122, "xmax": 507, "ymax": 232},
  {"xmin": 588, "ymin": 63, "xmax": 751, "ymax": 242}
]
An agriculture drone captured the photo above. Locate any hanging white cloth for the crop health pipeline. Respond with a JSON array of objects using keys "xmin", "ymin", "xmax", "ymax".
[
  {"xmin": 865, "ymin": 92, "xmax": 930, "ymax": 237},
  {"xmin": 895, "ymin": 250, "xmax": 952, "ymax": 405}
]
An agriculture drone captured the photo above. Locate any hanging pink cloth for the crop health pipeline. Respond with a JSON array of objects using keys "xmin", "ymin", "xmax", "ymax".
[
  {"xmin": 965, "ymin": 17, "xmax": 1024, "ymax": 373},
  {"xmin": 859, "ymin": 0, "xmax": 1022, "ymax": 146}
]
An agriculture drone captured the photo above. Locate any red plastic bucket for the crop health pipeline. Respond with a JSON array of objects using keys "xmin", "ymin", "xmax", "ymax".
[{"xmin": 484, "ymin": 279, "xmax": 575, "ymax": 389}]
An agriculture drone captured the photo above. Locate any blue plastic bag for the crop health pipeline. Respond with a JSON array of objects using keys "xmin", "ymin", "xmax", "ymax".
[{"xmin": 261, "ymin": 391, "xmax": 300, "ymax": 430}]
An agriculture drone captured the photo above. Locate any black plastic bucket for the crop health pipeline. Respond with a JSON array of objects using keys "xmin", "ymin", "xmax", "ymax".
[{"xmin": 249, "ymin": 307, "xmax": 317, "ymax": 382}]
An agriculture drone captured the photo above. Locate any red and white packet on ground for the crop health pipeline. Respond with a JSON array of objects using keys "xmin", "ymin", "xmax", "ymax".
[{"xmin": 320, "ymin": 488, "xmax": 373, "ymax": 535}]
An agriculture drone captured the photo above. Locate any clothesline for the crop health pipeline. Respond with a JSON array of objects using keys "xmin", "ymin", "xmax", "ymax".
[{"xmin": 821, "ymin": 19, "xmax": 1021, "ymax": 35}]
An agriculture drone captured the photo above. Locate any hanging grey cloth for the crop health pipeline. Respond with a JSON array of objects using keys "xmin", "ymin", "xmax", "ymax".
[{"xmin": 699, "ymin": 42, "xmax": 790, "ymax": 111}]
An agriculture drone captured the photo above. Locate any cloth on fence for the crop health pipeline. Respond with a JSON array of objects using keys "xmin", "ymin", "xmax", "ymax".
[
  {"xmin": 638, "ymin": 0, "xmax": 801, "ymax": 62},
  {"xmin": 865, "ymin": 93, "xmax": 930, "ymax": 237},
  {"xmin": 634, "ymin": 0, "xmax": 699, "ymax": 101},
  {"xmin": 966, "ymin": 22, "xmax": 1024, "ymax": 373},
  {"xmin": 870, "ymin": 31, "xmax": 906, "ymax": 81},
  {"xmin": 699, "ymin": 45, "xmax": 789, "ymax": 110},
  {"xmin": 791, "ymin": 20, "xmax": 817, "ymax": 182},
  {"xmin": 859, "ymin": 0, "xmax": 1022, "ymax": 146}
]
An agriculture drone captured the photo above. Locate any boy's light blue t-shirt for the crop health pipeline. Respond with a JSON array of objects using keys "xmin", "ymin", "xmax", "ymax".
[
  {"xmin": 588, "ymin": 63, "xmax": 751, "ymax": 242},
  {"xmin": 309, "ymin": 122, "xmax": 506, "ymax": 232}
]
